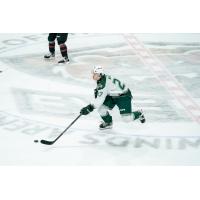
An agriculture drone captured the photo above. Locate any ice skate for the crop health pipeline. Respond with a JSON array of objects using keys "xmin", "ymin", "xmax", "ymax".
[
  {"xmin": 99, "ymin": 121, "xmax": 113, "ymax": 130},
  {"xmin": 58, "ymin": 57, "xmax": 69, "ymax": 64},
  {"xmin": 44, "ymin": 53, "xmax": 55, "ymax": 59},
  {"xmin": 138, "ymin": 110, "xmax": 146, "ymax": 123}
]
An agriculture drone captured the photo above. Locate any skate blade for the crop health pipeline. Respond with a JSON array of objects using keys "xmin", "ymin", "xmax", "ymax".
[
  {"xmin": 99, "ymin": 126, "xmax": 113, "ymax": 130},
  {"xmin": 140, "ymin": 117, "xmax": 146, "ymax": 123},
  {"xmin": 44, "ymin": 57, "xmax": 55, "ymax": 61},
  {"xmin": 58, "ymin": 61, "xmax": 70, "ymax": 64}
]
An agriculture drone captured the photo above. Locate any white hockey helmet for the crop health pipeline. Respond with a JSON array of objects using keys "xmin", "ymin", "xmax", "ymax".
[{"xmin": 93, "ymin": 66, "xmax": 104, "ymax": 74}]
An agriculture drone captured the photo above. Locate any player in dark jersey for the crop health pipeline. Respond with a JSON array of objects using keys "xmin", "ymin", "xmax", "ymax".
[{"xmin": 44, "ymin": 33, "xmax": 69, "ymax": 63}]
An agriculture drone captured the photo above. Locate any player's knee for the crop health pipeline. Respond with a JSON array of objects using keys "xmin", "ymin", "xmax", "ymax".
[
  {"xmin": 121, "ymin": 114, "xmax": 132, "ymax": 122},
  {"xmin": 48, "ymin": 34, "xmax": 56, "ymax": 42},
  {"xmin": 57, "ymin": 36, "xmax": 67, "ymax": 45},
  {"xmin": 57, "ymin": 34, "xmax": 68, "ymax": 44},
  {"xmin": 57, "ymin": 38, "xmax": 66, "ymax": 45},
  {"xmin": 98, "ymin": 105, "xmax": 109, "ymax": 116}
]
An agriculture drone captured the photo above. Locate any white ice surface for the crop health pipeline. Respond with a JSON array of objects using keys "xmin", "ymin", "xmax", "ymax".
[{"xmin": 0, "ymin": 33, "xmax": 200, "ymax": 165}]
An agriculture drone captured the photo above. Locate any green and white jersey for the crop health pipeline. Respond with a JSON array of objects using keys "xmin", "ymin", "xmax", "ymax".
[{"xmin": 91, "ymin": 74, "xmax": 129, "ymax": 108}]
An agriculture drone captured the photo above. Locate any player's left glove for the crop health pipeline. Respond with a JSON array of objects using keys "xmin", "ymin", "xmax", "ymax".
[{"xmin": 80, "ymin": 104, "xmax": 94, "ymax": 115}]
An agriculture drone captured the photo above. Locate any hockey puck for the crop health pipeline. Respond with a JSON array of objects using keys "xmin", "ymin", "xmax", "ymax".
[{"xmin": 34, "ymin": 140, "xmax": 39, "ymax": 143}]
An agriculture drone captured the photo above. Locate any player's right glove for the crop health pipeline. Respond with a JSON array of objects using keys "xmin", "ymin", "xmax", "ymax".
[{"xmin": 80, "ymin": 104, "xmax": 94, "ymax": 115}]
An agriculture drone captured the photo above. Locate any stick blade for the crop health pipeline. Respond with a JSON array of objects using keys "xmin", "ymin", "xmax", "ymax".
[{"xmin": 40, "ymin": 140, "xmax": 54, "ymax": 145}]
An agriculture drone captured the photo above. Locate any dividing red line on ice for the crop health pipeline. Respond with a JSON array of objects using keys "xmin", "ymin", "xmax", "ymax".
[{"xmin": 123, "ymin": 34, "xmax": 200, "ymax": 124}]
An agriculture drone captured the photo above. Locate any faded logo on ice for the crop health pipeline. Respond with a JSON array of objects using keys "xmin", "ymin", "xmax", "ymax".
[
  {"xmin": 80, "ymin": 133, "xmax": 200, "ymax": 150},
  {"xmin": 0, "ymin": 33, "xmax": 199, "ymax": 150}
]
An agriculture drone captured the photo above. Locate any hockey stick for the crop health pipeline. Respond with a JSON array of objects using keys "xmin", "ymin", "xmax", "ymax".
[{"xmin": 40, "ymin": 114, "xmax": 82, "ymax": 145}]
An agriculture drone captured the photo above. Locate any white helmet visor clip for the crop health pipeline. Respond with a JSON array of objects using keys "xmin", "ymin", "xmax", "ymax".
[{"xmin": 92, "ymin": 66, "xmax": 104, "ymax": 75}]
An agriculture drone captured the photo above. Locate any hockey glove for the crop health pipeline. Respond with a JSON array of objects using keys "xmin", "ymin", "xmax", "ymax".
[{"xmin": 80, "ymin": 104, "xmax": 94, "ymax": 115}]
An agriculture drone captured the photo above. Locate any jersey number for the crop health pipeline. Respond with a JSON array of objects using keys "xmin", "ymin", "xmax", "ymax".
[
  {"xmin": 98, "ymin": 91, "xmax": 103, "ymax": 97},
  {"xmin": 113, "ymin": 78, "xmax": 125, "ymax": 90}
]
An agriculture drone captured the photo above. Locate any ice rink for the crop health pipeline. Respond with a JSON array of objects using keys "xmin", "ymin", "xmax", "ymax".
[{"xmin": 0, "ymin": 33, "xmax": 200, "ymax": 165}]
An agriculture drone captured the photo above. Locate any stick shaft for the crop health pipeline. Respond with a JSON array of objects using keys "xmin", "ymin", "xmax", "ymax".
[
  {"xmin": 40, "ymin": 114, "xmax": 82, "ymax": 145},
  {"xmin": 53, "ymin": 114, "xmax": 82, "ymax": 143}
]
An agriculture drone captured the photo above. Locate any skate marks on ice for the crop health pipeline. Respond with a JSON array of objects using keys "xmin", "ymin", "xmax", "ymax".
[
  {"xmin": 1, "ymin": 110, "xmax": 200, "ymax": 165},
  {"xmin": 10, "ymin": 87, "xmax": 191, "ymax": 123},
  {"xmin": 0, "ymin": 110, "xmax": 65, "ymax": 138},
  {"xmin": 12, "ymin": 88, "xmax": 89, "ymax": 118},
  {"xmin": 1, "ymin": 53, "xmax": 93, "ymax": 87},
  {"xmin": 1, "ymin": 109, "xmax": 200, "ymax": 165},
  {"xmin": 1, "ymin": 34, "xmax": 196, "ymax": 123},
  {"xmin": 1, "ymin": 108, "xmax": 199, "ymax": 153},
  {"xmin": 42, "ymin": 120, "xmax": 200, "ymax": 153},
  {"xmin": 0, "ymin": 60, "xmax": 9, "ymax": 73},
  {"xmin": 123, "ymin": 34, "xmax": 200, "ymax": 124},
  {"xmin": 0, "ymin": 34, "xmax": 200, "ymax": 164},
  {"xmin": 1, "ymin": 33, "xmax": 200, "ymax": 126}
]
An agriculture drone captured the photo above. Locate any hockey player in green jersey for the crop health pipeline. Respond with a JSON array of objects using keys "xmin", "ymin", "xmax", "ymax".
[{"xmin": 80, "ymin": 66, "xmax": 146, "ymax": 130}]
